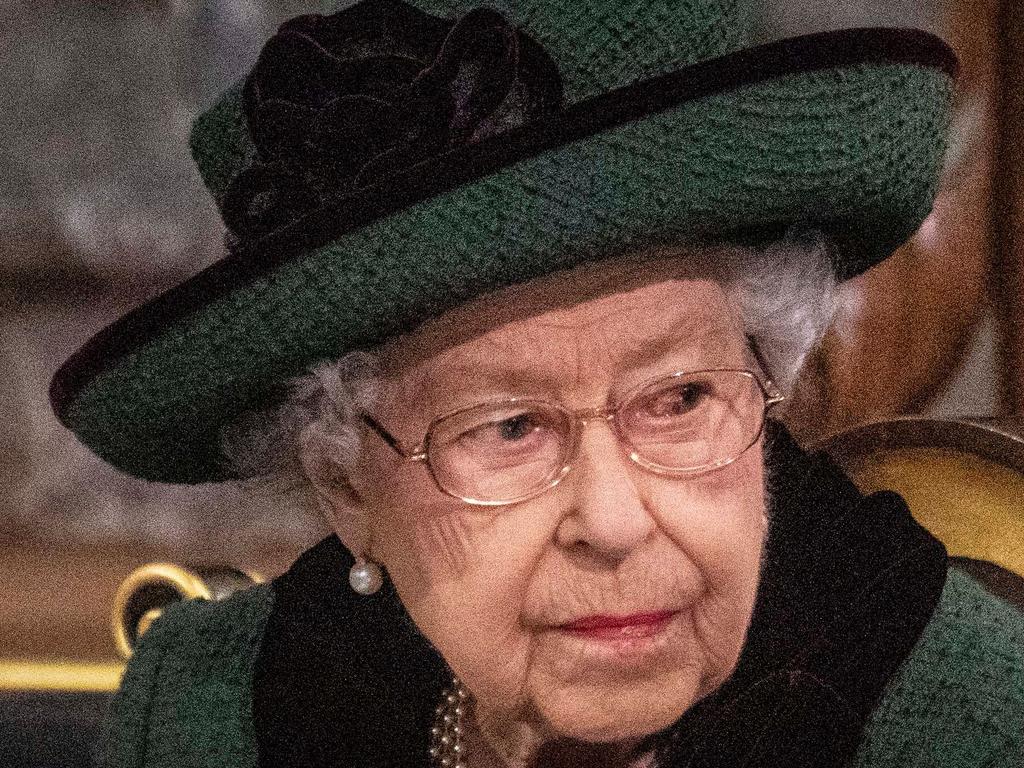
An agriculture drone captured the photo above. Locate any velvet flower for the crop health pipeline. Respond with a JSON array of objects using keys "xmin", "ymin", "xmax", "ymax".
[{"xmin": 222, "ymin": 0, "xmax": 565, "ymax": 241}]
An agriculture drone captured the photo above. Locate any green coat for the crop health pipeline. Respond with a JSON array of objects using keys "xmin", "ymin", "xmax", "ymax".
[{"xmin": 100, "ymin": 432, "xmax": 1024, "ymax": 768}]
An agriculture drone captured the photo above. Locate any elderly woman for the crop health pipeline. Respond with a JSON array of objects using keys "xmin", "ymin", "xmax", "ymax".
[{"xmin": 51, "ymin": 0, "xmax": 1023, "ymax": 766}]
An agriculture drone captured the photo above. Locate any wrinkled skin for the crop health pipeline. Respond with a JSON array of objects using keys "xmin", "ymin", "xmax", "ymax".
[{"xmin": 313, "ymin": 257, "xmax": 769, "ymax": 768}]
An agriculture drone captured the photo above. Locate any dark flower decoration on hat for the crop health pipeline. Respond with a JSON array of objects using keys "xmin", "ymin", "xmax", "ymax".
[{"xmin": 222, "ymin": 0, "xmax": 565, "ymax": 242}]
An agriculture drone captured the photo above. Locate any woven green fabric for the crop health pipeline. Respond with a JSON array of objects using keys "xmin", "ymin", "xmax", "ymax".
[
  {"xmin": 65, "ymin": 59, "xmax": 953, "ymax": 483},
  {"xmin": 100, "ymin": 568, "xmax": 1023, "ymax": 768},
  {"xmin": 855, "ymin": 570, "xmax": 1024, "ymax": 765},
  {"xmin": 101, "ymin": 585, "xmax": 274, "ymax": 768}
]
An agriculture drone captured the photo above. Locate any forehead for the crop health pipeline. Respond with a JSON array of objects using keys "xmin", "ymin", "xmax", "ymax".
[
  {"xmin": 446, "ymin": 279, "xmax": 740, "ymax": 366},
  {"xmin": 379, "ymin": 257, "xmax": 750, "ymax": 413}
]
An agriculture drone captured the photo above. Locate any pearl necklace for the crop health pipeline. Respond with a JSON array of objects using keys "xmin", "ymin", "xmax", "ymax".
[
  {"xmin": 429, "ymin": 679, "xmax": 665, "ymax": 768},
  {"xmin": 430, "ymin": 675, "xmax": 469, "ymax": 767}
]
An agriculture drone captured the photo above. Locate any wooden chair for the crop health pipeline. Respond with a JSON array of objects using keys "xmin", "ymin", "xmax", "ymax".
[{"xmin": 818, "ymin": 416, "xmax": 1024, "ymax": 610}]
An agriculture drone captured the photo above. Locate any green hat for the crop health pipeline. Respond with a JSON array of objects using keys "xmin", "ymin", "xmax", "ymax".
[{"xmin": 51, "ymin": 0, "xmax": 957, "ymax": 484}]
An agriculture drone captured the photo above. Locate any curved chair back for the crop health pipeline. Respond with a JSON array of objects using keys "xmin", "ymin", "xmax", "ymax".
[{"xmin": 817, "ymin": 416, "xmax": 1024, "ymax": 609}]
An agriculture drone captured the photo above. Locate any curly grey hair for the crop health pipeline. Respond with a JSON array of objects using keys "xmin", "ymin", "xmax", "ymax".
[{"xmin": 221, "ymin": 234, "xmax": 839, "ymax": 503}]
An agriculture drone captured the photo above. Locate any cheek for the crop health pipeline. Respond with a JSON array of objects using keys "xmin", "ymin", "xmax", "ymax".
[
  {"xmin": 357, "ymin": 452, "xmax": 475, "ymax": 584},
  {"xmin": 656, "ymin": 444, "xmax": 766, "ymax": 565},
  {"xmin": 374, "ymin": 493, "xmax": 556, "ymax": 714},
  {"xmin": 650, "ymin": 450, "xmax": 766, "ymax": 685}
]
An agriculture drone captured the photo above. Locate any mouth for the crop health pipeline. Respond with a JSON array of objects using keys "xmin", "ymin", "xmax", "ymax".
[{"xmin": 558, "ymin": 611, "xmax": 678, "ymax": 640}]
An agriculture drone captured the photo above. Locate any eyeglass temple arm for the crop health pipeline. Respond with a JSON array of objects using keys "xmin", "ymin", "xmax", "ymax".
[
  {"xmin": 745, "ymin": 335, "xmax": 785, "ymax": 407},
  {"xmin": 360, "ymin": 413, "xmax": 412, "ymax": 458}
]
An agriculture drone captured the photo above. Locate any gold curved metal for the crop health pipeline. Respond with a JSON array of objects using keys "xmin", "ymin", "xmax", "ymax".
[
  {"xmin": 111, "ymin": 563, "xmax": 265, "ymax": 660},
  {"xmin": 135, "ymin": 608, "xmax": 164, "ymax": 639},
  {"xmin": 111, "ymin": 562, "xmax": 213, "ymax": 660}
]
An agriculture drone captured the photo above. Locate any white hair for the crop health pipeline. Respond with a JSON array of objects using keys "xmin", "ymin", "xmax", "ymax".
[{"xmin": 221, "ymin": 234, "xmax": 839, "ymax": 503}]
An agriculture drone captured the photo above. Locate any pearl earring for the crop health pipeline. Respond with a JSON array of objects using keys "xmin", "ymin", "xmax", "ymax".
[{"xmin": 349, "ymin": 555, "xmax": 383, "ymax": 595}]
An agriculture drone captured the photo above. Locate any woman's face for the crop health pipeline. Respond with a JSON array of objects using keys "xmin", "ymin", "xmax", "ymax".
[{"xmin": 340, "ymin": 260, "xmax": 769, "ymax": 750}]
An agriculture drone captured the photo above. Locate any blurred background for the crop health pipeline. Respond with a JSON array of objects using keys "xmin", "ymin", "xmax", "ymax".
[{"xmin": 3, "ymin": 0, "xmax": 1023, "ymax": 762}]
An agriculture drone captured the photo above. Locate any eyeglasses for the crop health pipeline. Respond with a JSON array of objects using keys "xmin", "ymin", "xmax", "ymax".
[{"xmin": 361, "ymin": 368, "xmax": 784, "ymax": 506}]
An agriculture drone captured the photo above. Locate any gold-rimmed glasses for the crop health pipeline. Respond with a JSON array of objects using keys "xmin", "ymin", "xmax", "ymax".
[{"xmin": 360, "ymin": 368, "xmax": 784, "ymax": 506}]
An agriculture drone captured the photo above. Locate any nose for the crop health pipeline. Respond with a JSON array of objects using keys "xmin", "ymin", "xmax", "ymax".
[{"xmin": 554, "ymin": 417, "xmax": 656, "ymax": 559}]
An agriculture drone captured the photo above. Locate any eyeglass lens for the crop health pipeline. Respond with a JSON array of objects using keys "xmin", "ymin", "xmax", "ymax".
[{"xmin": 426, "ymin": 370, "xmax": 766, "ymax": 503}]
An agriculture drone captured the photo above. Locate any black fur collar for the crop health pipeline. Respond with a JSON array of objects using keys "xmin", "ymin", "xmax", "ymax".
[{"xmin": 253, "ymin": 423, "xmax": 947, "ymax": 767}]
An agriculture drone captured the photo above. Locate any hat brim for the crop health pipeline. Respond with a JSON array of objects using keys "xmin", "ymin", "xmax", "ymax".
[{"xmin": 52, "ymin": 27, "xmax": 956, "ymax": 483}]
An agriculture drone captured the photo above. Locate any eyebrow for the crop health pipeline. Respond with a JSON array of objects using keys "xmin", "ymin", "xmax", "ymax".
[{"xmin": 421, "ymin": 358, "xmax": 556, "ymax": 400}]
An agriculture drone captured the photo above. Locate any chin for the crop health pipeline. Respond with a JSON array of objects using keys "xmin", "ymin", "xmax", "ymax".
[{"xmin": 533, "ymin": 671, "xmax": 704, "ymax": 743}]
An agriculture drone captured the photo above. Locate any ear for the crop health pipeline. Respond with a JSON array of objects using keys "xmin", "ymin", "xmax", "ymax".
[{"xmin": 300, "ymin": 442, "xmax": 374, "ymax": 558}]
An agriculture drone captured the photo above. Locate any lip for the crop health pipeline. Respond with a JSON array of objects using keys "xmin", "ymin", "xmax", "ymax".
[
  {"xmin": 542, "ymin": 610, "xmax": 686, "ymax": 672},
  {"xmin": 559, "ymin": 610, "xmax": 678, "ymax": 639}
]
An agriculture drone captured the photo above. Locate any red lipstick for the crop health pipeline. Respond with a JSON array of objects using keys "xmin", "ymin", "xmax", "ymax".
[{"xmin": 560, "ymin": 611, "xmax": 677, "ymax": 638}]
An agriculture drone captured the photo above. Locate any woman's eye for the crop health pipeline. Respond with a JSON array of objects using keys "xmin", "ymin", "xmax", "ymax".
[
  {"xmin": 494, "ymin": 413, "xmax": 536, "ymax": 441},
  {"xmin": 462, "ymin": 412, "xmax": 543, "ymax": 446},
  {"xmin": 647, "ymin": 382, "xmax": 712, "ymax": 417}
]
